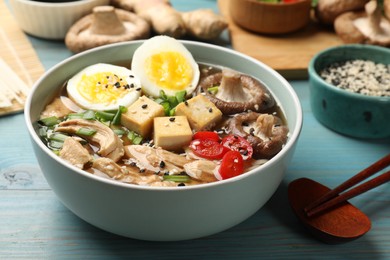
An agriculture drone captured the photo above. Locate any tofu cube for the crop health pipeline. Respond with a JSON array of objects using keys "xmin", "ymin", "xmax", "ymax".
[
  {"xmin": 121, "ymin": 96, "xmax": 165, "ymax": 137},
  {"xmin": 175, "ymin": 94, "xmax": 222, "ymax": 131},
  {"xmin": 153, "ymin": 116, "xmax": 193, "ymax": 151}
]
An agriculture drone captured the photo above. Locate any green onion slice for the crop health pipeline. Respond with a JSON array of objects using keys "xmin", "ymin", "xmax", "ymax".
[
  {"xmin": 49, "ymin": 133, "xmax": 69, "ymax": 142},
  {"xmin": 82, "ymin": 110, "xmax": 96, "ymax": 120},
  {"xmin": 40, "ymin": 116, "xmax": 60, "ymax": 127},
  {"xmin": 207, "ymin": 86, "xmax": 219, "ymax": 95},
  {"xmin": 163, "ymin": 175, "xmax": 190, "ymax": 183},
  {"xmin": 76, "ymin": 127, "xmax": 97, "ymax": 136},
  {"xmin": 96, "ymin": 111, "xmax": 115, "ymax": 121}
]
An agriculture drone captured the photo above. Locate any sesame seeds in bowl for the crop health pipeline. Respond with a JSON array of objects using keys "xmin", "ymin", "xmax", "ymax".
[
  {"xmin": 319, "ymin": 59, "xmax": 390, "ymax": 97},
  {"xmin": 308, "ymin": 44, "xmax": 390, "ymax": 139}
]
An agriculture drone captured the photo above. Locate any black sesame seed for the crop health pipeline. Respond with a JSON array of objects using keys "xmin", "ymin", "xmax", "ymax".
[
  {"xmin": 169, "ymin": 117, "xmax": 175, "ymax": 122},
  {"xmin": 114, "ymin": 82, "xmax": 121, "ymax": 88},
  {"xmin": 208, "ymin": 108, "xmax": 213, "ymax": 113},
  {"xmin": 136, "ymin": 87, "xmax": 141, "ymax": 91},
  {"xmin": 142, "ymin": 104, "xmax": 148, "ymax": 109},
  {"xmin": 130, "ymin": 83, "xmax": 134, "ymax": 88},
  {"xmin": 178, "ymin": 183, "xmax": 186, "ymax": 187},
  {"xmin": 159, "ymin": 161, "xmax": 165, "ymax": 168},
  {"xmin": 184, "ymin": 101, "xmax": 188, "ymax": 106},
  {"xmin": 129, "ymin": 75, "xmax": 134, "ymax": 78}
]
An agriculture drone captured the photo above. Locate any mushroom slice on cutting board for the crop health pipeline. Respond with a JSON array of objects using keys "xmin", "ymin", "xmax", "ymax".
[{"xmin": 199, "ymin": 69, "xmax": 275, "ymax": 115}]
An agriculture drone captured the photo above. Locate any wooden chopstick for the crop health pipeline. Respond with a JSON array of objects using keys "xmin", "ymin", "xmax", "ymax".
[{"xmin": 304, "ymin": 153, "xmax": 390, "ymax": 217}]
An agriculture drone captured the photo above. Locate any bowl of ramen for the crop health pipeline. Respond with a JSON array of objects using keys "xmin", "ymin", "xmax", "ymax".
[{"xmin": 25, "ymin": 36, "xmax": 302, "ymax": 241}]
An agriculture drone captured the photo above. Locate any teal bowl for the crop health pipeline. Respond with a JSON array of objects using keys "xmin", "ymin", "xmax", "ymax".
[{"xmin": 308, "ymin": 44, "xmax": 390, "ymax": 139}]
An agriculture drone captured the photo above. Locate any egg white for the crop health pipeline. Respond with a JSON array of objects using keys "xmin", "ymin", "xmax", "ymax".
[
  {"xmin": 67, "ymin": 63, "xmax": 141, "ymax": 111},
  {"xmin": 131, "ymin": 35, "xmax": 200, "ymax": 97}
]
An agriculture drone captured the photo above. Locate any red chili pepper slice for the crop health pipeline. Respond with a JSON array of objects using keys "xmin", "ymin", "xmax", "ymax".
[
  {"xmin": 221, "ymin": 135, "xmax": 253, "ymax": 160},
  {"xmin": 218, "ymin": 150, "xmax": 244, "ymax": 180},
  {"xmin": 190, "ymin": 139, "xmax": 229, "ymax": 160},
  {"xmin": 192, "ymin": 131, "xmax": 220, "ymax": 142}
]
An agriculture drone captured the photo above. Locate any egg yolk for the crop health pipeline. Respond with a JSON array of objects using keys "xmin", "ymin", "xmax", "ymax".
[
  {"xmin": 145, "ymin": 51, "xmax": 193, "ymax": 91},
  {"xmin": 77, "ymin": 72, "xmax": 130, "ymax": 104}
]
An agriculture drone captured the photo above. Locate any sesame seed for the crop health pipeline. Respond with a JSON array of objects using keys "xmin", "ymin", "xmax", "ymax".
[
  {"xmin": 141, "ymin": 104, "xmax": 148, "ymax": 109},
  {"xmin": 169, "ymin": 117, "xmax": 175, "ymax": 122},
  {"xmin": 208, "ymin": 108, "xmax": 213, "ymax": 113},
  {"xmin": 320, "ymin": 59, "xmax": 390, "ymax": 97},
  {"xmin": 159, "ymin": 161, "xmax": 165, "ymax": 168}
]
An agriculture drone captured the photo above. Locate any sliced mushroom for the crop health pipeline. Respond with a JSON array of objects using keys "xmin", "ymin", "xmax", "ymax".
[
  {"xmin": 334, "ymin": 0, "xmax": 390, "ymax": 46},
  {"xmin": 65, "ymin": 6, "xmax": 150, "ymax": 53},
  {"xmin": 59, "ymin": 137, "xmax": 92, "ymax": 169},
  {"xmin": 183, "ymin": 160, "xmax": 218, "ymax": 183},
  {"xmin": 124, "ymin": 145, "xmax": 192, "ymax": 174},
  {"xmin": 199, "ymin": 69, "xmax": 275, "ymax": 115},
  {"xmin": 227, "ymin": 112, "xmax": 288, "ymax": 159},
  {"xmin": 93, "ymin": 157, "xmax": 167, "ymax": 186},
  {"xmin": 40, "ymin": 97, "xmax": 73, "ymax": 119},
  {"xmin": 55, "ymin": 119, "xmax": 124, "ymax": 162}
]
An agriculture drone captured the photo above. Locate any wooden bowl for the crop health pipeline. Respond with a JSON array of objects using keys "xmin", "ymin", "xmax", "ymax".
[{"xmin": 229, "ymin": 0, "xmax": 312, "ymax": 34}]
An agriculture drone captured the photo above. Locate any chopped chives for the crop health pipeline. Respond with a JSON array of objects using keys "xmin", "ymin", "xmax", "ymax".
[
  {"xmin": 112, "ymin": 106, "xmax": 126, "ymax": 125},
  {"xmin": 163, "ymin": 175, "xmax": 190, "ymax": 183},
  {"xmin": 175, "ymin": 90, "xmax": 187, "ymax": 103},
  {"xmin": 49, "ymin": 140, "xmax": 64, "ymax": 149},
  {"xmin": 67, "ymin": 113, "xmax": 84, "ymax": 120},
  {"xmin": 76, "ymin": 127, "xmax": 97, "ymax": 136},
  {"xmin": 40, "ymin": 116, "xmax": 60, "ymax": 127},
  {"xmin": 96, "ymin": 111, "xmax": 115, "ymax": 121},
  {"xmin": 132, "ymin": 136, "xmax": 143, "ymax": 145},
  {"xmin": 113, "ymin": 128, "xmax": 126, "ymax": 136},
  {"xmin": 38, "ymin": 127, "xmax": 47, "ymax": 137},
  {"xmin": 207, "ymin": 86, "xmax": 219, "ymax": 95},
  {"xmin": 82, "ymin": 110, "xmax": 96, "ymax": 120},
  {"xmin": 49, "ymin": 133, "xmax": 69, "ymax": 142}
]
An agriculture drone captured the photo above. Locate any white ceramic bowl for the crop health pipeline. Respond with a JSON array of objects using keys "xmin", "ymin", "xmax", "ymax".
[
  {"xmin": 25, "ymin": 41, "xmax": 302, "ymax": 241},
  {"xmin": 9, "ymin": 0, "xmax": 109, "ymax": 40}
]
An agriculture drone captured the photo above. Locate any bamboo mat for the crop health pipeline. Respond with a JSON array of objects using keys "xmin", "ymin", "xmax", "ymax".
[{"xmin": 0, "ymin": 1, "xmax": 45, "ymax": 116}]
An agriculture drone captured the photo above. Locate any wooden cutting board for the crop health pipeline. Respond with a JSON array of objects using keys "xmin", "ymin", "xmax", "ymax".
[
  {"xmin": 218, "ymin": 0, "xmax": 343, "ymax": 79},
  {"xmin": 0, "ymin": 1, "xmax": 45, "ymax": 116}
]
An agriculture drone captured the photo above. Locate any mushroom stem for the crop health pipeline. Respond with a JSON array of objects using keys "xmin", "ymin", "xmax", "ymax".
[
  {"xmin": 216, "ymin": 69, "xmax": 251, "ymax": 102},
  {"xmin": 366, "ymin": 0, "xmax": 382, "ymax": 33},
  {"xmin": 90, "ymin": 6, "xmax": 126, "ymax": 35}
]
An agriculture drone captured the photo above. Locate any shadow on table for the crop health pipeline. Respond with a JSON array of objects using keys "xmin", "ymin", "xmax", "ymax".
[{"xmin": 61, "ymin": 180, "xmax": 383, "ymax": 259}]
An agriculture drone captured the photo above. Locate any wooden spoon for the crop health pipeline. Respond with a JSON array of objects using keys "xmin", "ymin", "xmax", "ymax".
[
  {"xmin": 288, "ymin": 154, "xmax": 390, "ymax": 244},
  {"xmin": 288, "ymin": 178, "xmax": 371, "ymax": 244}
]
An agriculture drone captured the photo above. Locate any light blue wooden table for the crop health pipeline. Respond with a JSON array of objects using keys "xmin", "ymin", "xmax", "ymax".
[{"xmin": 1, "ymin": 0, "xmax": 390, "ymax": 259}]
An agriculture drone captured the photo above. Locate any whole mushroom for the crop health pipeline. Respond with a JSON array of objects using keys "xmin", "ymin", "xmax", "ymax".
[
  {"xmin": 334, "ymin": 0, "xmax": 390, "ymax": 46},
  {"xmin": 199, "ymin": 69, "xmax": 275, "ymax": 115},
  {"xmin": 65, "ymin": 6, "xmax": 150, "ymax": 53},
  {"xmin": 226, "ymin": 112, "xmax": 289, "ymax": 159}
]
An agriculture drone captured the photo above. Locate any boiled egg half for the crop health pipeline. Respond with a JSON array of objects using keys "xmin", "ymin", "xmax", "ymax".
[
  {"xmin": 67, "ymin": 63, "xmax": 141, "ymax": 111},
  {"xmin": 131, "ymin": 35, "xmax": 200, "ymax": 97}
]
